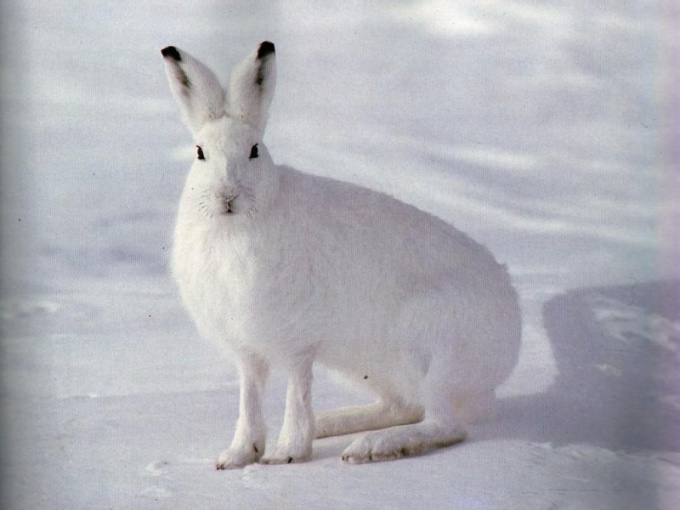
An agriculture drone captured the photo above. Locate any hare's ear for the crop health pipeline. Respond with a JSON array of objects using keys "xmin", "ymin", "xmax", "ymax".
[
  {"xmin": 228, "ymin": 41, "xmax": 276, "ymax": 136},
  {"xmin": 161, "ymin": 46, "xmax": 226, "ymax": 135}
]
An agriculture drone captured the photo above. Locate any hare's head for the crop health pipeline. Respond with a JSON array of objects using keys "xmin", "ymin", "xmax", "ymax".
[{"xmin": 162, "ymin": 42, "xmax": 276, "ymax": 220}]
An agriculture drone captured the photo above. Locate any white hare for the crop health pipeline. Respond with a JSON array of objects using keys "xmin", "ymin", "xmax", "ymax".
[{"xmin": 161, "ymin": 41, "xmax": 521, "ymax": 468}]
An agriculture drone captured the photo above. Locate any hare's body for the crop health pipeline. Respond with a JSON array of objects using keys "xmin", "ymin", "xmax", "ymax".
[{"xmin": 163, "ymin": 42, "xmax": 521, "ymax": 468}]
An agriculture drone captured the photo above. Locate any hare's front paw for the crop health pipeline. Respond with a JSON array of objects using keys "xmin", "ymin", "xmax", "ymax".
[
  {"xmin": 260, "ymin": 442, "xmax": 312, "ymax": 465},
  {"xmin": 216, "ymin": 443, "xmax": 263, "ymax": 470}
]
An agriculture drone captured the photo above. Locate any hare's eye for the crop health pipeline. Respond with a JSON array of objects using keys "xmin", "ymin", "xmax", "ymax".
[
  {"xmin": 196, "ymin": 146, "xmax": 205, "ymax": 160},
  {"xmin": 249, "ymin": 144, "xmax": 259, "ymax": 160}
]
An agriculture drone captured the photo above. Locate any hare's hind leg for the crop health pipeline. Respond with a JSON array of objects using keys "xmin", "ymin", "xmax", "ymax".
[
  {"xmin": 316, "ymin": 399, "xmax": 423, "ymax": 439},
  {"xmin": 340, "ymin": 389, "xmax": 467, "ymax": 464}
]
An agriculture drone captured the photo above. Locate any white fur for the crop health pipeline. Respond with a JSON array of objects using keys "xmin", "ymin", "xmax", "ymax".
[{"xmin": 162, "ymin": 42, "xmax": 522, "ymax": 468}]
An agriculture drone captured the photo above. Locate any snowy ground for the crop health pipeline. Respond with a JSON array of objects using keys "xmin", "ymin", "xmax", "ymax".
[{"xmin": 1, "ymin": 1, "xmax": 679, "ymax": 509}]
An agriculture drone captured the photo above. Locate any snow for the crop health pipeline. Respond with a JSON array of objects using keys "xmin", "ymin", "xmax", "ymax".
[{"xmin": 1, "ymin": 1, "xmax": 678, "ymax": 508}]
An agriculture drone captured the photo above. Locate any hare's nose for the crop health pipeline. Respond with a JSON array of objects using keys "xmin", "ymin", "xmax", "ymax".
[{"xmin": 218, "ymin": 189, "xmax": 239, "ymax": 215}]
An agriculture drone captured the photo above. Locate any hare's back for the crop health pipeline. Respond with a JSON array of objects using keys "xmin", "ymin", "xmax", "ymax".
[{"xmin": 278, "ymin": 166, "xmax": 504, "ymax": 281}]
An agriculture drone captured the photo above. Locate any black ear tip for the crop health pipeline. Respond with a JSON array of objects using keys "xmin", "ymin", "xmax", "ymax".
[
  {"xmin": 161, "ymin": 46, "xmax": 182, "ymax": 61},
  {"xmin": 257, "ymin": 41, "xmax": 275, "ymax": 59}
]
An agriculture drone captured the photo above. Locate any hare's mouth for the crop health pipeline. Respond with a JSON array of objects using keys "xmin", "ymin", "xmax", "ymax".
[
  {"xmin": 213, "ymin": 188, "xmax": 240, "ymax": 215},
  {"xmin": 222, "ymin": 197, "xmax": 236, "ymax": 215},
  {"xmin": 202, "ymin": 186, "xmax": 255, "ymax": 219},
  {"xmin": 219, "ymin": 194, "xmax": 257, "ymax": 219}
]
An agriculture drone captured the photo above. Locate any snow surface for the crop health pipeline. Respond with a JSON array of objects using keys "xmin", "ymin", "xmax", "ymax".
[{"xmin": 1, "ymin": 1, "xmax": 678, "ymax": 508}]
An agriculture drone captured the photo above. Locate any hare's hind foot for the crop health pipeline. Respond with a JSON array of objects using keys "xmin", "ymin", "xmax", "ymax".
[
  {"xmin": 340, "ymin": 419, "xmax": 467, "ymax": 464},
  {"xmin": 316, "ymin": 401, "xmax": 423, "ymax": 439},
  {"xmin": 340, "ymin": 391, "xmax": 468, "ymax": 463}
]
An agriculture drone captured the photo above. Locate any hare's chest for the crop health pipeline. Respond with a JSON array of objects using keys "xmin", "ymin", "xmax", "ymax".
[{"xmin": 172, "ymin": 224, "xmax": 260, "ymax": 331}]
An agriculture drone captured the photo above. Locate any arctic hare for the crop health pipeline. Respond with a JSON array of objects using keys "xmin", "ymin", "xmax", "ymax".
[{"xmin": 161, "ymin": 41, "xmax": 521, "ymax": 468}]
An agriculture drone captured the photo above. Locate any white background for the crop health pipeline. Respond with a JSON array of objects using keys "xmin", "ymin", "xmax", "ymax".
[{"xmin": 1, "ymin": 1, "xmax": 678, "ymax": 508}]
